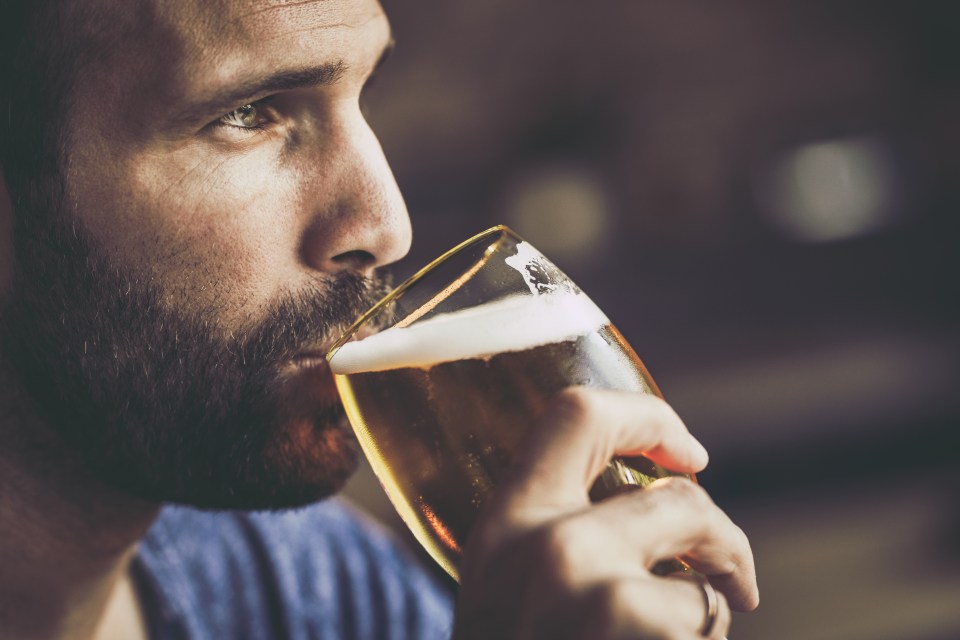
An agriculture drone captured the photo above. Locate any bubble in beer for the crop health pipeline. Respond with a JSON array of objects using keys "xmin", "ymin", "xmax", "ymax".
[{"xmin": 330, "ymin": 289, "xmax": 665, "ymax": 580}]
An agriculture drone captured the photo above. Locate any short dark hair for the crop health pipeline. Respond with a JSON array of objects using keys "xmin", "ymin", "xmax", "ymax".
[{"xmin": 0, "ymin": 0, "xmax": 74, "ymax": 212}]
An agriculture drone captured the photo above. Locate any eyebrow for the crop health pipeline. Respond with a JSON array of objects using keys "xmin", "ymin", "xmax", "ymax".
[
  {"xmin": 170, "ymin": 38, "xmax": 394, "ymax": 130},
  {"xmin": 168, "ymin": 62, "xmax": 345, "ymax": 130}
]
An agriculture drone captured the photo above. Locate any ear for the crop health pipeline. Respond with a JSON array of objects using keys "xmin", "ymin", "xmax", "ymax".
[{"xmin": 1, "ymin": 172, "xmax": 13, "ymax": 294}]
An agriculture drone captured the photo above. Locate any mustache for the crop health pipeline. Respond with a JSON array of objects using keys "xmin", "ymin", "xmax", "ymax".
[{"xmin": 236, "ymin": 269, "xmax": 393, "ymax": 367}]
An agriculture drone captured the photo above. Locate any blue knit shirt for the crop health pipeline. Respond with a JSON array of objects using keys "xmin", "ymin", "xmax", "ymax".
[{"xmin": 132, "ymin": 500, "xmax": 454, "ymax": 639}]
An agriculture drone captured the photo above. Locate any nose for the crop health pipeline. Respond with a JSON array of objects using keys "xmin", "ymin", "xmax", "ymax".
[{"xmin": 299, "ymin": 117, "xmax": 412, "ymax": 276}]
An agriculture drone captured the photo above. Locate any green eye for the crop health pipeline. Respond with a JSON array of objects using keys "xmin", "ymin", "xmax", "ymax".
[{"xmin": 220, "ymin": 104, "xmax": 263, "ymax": 129}]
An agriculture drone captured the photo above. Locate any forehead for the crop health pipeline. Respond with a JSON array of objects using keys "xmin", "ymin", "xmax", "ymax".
[
  {"xmin": 153, "ymin": 0, "xmax": 386, "ymax": 61},
  {"xmin": 71, "ymin": 0, "xmax": 387, "ymax": 112}
]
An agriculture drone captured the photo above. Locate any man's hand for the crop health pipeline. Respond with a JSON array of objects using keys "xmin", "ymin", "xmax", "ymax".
[{"xmin": 453, "ymin": 388, "xmax": 759, "ymax": 639}]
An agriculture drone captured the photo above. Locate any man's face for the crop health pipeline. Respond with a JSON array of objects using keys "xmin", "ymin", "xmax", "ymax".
[{"xmin": 0, "ymin": 0, "xmax": 410, "ymax": 508}]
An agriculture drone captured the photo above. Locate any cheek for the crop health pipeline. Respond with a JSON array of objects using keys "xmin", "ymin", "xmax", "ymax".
[
  {"xmin": 78, "ymin": 147, "xmax": 306, "ymax": 326},
  {"xmin": 154, "ymin": 154, "xmax": 307, "ymax": 320}
]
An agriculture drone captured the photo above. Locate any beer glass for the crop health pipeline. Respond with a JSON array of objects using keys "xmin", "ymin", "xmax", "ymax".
[{"xmin": 327, "ymin": 226, "xmax": 687, "ymax": 580}]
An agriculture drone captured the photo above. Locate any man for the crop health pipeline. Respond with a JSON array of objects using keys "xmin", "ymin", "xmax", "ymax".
[{"xmin": 0, "ymin": 0, "xmax": 758, "ymax": 638}]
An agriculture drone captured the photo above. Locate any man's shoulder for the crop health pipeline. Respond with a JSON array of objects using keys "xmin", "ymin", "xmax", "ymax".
[{"xmin": 134, "ymin": 499, "xmax": 453, "ymax": 639}]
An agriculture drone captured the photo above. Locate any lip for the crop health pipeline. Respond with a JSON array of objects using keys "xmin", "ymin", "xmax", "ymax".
[
  {"xmin": 276, "ymin": 349, "xmax": 342, "ymax": 409},
  {"xmin": 287, "ymin": 324, "xmax": 379, "ymax": 376},
  {"xmin": 288, "ymin": 341, "xmax": 337, "ymax": 366},
  {"xmin": 279, "ymin": 343, "xmax": 337, "ymax": 378},
  {"xmin": 289, "ymin": 353, "xmax": 330, "ymax": 370}
]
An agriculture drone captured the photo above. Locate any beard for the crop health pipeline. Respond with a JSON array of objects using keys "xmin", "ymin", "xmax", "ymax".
[{"xmin": 0, "ymin": 192, "xmax": 392, "ymax": 510}]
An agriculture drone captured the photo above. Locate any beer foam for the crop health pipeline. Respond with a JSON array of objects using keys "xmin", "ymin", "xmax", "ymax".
[{"xmin": 329, "ymin": 291, "xmax": 609, "ymax": 374}]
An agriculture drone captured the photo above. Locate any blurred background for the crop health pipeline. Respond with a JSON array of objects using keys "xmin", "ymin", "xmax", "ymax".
[{"xmin": 343, "ymin": 1, "xmax": 960, "ymax": 637}]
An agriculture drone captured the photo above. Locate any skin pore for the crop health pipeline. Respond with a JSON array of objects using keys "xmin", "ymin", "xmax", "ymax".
[{"xmin": 0, "ymin": 0, "xmax": 410, "ymax": 637}]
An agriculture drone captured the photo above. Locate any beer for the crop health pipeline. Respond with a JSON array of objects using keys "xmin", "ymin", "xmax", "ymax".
[{"xmin": 330, "ymin": 290, "xmax": 676, "ymax": 580}]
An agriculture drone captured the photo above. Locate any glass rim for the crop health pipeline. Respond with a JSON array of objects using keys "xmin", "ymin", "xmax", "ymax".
[{"xmin": 325, "ymin": 224, "xmax": 521, "ymax": 361}]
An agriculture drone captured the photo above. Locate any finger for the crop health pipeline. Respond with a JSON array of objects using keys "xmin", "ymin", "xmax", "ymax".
[
  {"xmin": 665, "ymin": 576, "xmax": 732, "ymax": 640},
  {"xmin": 505, "ymin": 388, "xmax": 709, "ymax": 510},
  {"xmin": 585, "ymin": 477, "xmax": 759, "ymax": 611},
  {"xmin": 539, "ymin": 577, "xmax": 731, "ymax": 640}
]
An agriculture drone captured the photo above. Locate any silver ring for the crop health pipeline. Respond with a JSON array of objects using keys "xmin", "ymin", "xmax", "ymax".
[{"xmin": 698, "ymin": 578, "xmax": 719, "ymax": 637}]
